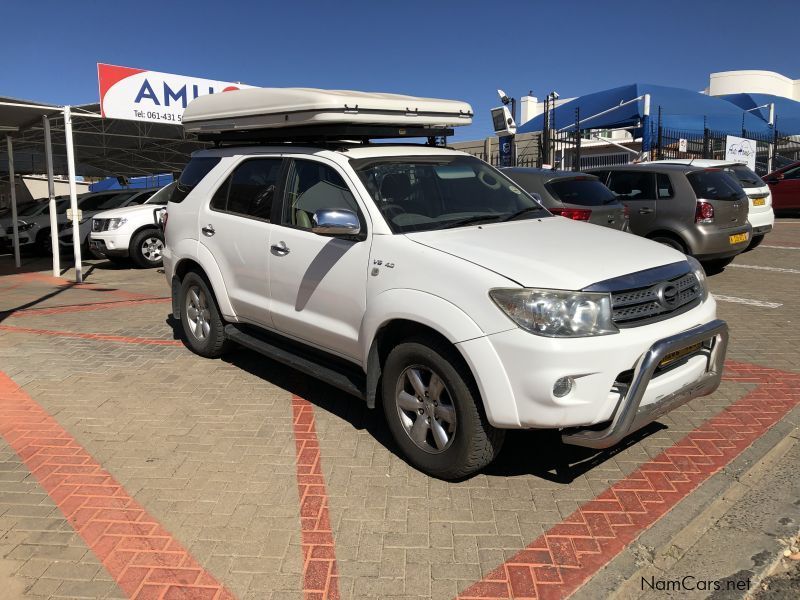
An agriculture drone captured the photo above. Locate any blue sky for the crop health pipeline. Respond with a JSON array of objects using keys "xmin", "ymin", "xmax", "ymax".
[{"xmin": 3, "ymin": 0, "xmax": 798, "ymax": 140}]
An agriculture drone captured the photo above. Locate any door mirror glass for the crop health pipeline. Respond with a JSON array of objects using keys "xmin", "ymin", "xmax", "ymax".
[{"xmin": 311, "ymin": 209, "xmax": 360, "ymax": 236}]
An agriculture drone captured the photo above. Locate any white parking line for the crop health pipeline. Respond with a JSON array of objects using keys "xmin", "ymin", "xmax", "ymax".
[
  {"xmin": 762, "ymin": 245, "xmax": 800, "ymax": 251},
  {"xmin": 728, "ymin": 263, "xmax": 800, "ymax": 274},
  {"xmin": 714, "ymin": 294, "xmax": 783, "ymax": 308}
]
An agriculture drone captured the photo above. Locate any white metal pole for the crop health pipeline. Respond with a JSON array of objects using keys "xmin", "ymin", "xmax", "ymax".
[
  {"xmin": 767, "ymin": 103, "xmax": 776, "ymax": 174},
  {"xmin": 43, "ymin": 116, "xmax": 60, "ymax": 276},
  {"xmin": 6, "ymin": 135, "xmax": 20, "ymax": 268},
  {"xmin": 63, "ymin": 106, "xmax": 82, "ymax": 283}
]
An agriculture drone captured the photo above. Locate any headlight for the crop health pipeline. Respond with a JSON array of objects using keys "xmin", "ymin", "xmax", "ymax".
[
  {"xmin": 685, "ymin": 256, "xmax": 709, "ymax": 302},
  {"xmin": 489, "ymin": 288, "xmax": 618, "ymax": 337},
  {"xmin": 17, "ymin": 222, "xmax": 35, "ymax": 231},
  {"xmin": 108, "ymin": 218, "xmax": 127, "ymax": 230}
]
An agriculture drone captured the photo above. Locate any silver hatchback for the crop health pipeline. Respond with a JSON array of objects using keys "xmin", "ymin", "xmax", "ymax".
[{"xmin": 588, "ymin": 164, "xmax": 751, "ymax": 272}]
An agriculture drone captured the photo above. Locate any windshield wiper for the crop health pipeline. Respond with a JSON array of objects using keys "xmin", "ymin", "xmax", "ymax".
[
  {"xmin": 501, "ymin": 206, "xmax": 548, "ymax": 221},
  {"xmin": 441, "ymin": 214, "xmax": 505, "ymax": 229}
]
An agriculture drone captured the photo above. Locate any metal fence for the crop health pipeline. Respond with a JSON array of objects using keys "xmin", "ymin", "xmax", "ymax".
[{"xmin": 652, "ymin": 124, "xmax": 800, "ymax": 175}]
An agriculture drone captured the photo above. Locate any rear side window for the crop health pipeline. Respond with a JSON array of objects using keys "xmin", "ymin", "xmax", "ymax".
[
  {"xmin": 726, "ymin": 164, "xmax": 765, "ymax": 188},
  {"xmin": 657, "ymin": 173, "xmax": 674, "ymax": 198},
  {"xmin": 687, "ymin": 170, "xmax": 742, "ymax": 201},
  {"xmin": 546, "ymin": 178, "xmax": 617, "ymax": 206},
  {"xmin": 211, "ymin": 158, "xmax": 282, "ymax": 221},
  {"xmin": 606, "ymin": 171, "xmax": 656, "ymax": 200},
  {"xmin": 170, "ymin": 157, "xmax": 222, "ymax": 204},
  {"xmin": 128, "ymin": 190, "xmax": 156, "ymax": 205}
]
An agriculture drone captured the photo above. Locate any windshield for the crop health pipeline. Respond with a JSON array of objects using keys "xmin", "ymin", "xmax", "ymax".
[
  {"xmin": 145, "ymin": 181, "xmax": 178, "ymax": 206},
  {"xmin": 546, "ymin": 177, "xmax": 618, "ymax": 206},
  {"xmin": 687, "ymin": 170, "xmax": 744, "ymax": 201},
  {"xmin": 18, "ymin": 202, "xmax": 45, "ymax": 216},
  {"xmin": 352, "ymin": 155, "xmax": 548, "ymax": 233},
  {"xmin": 724, "ymin": 164, "xmax": 765, "ymax": 189}
]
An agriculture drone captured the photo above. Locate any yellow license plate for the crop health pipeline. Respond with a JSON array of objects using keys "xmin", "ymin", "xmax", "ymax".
[
  {"xmin": 729, "ymin": 232, "xmax": 749, "ymax": 244},
  {"xmin": 752, "ymin": 198, "xmax": 766, "ymax": 206},
  {"xmin": 659, "ymin": 342, "xmax": 703, "ymax": 368}
]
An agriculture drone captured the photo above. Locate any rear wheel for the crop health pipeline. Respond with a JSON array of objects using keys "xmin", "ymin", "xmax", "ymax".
[
  {"xmin": 35, "ymin": 230, "xmax": 53, "ymax": 256},
  {"xmin": 381, "ymin": 336, "xmax": 504, "ymax": 480},
  {"xmin": 744, "ymin": 234, "xmax": 764, "ymax": 252},
  {"xmin": 179, "ymin": 272, "xmax": 230, "ymax": 358},
  {"xmin": 701, "ymin": 257, "xmax": 735, "ymax": 274},
  {"xmin": 649, "ymin": 235, "xmax": 686, "ymax": 253},
  {"xmin": 130, "ymin": 229, "xmax": 164, "ymax": 268}
]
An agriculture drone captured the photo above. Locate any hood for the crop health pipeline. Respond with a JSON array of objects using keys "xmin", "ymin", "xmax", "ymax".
[
  {"xmin": 405, "ymin": 216, "xmax": 688, "ymax": 290},
  {"xmin": 93, "ymin": 204, "xmax": 163, "ymax": 219}
]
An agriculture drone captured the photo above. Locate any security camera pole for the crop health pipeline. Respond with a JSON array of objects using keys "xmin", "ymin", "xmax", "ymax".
[{"xmin": 497, "ymin": 89, "xmax": 516, "ymax": 167}]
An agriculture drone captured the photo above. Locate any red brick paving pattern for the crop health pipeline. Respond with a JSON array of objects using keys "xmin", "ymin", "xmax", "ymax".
[
  {"xmin": 292, "ymin": 396, "xmax": 341, "ymax": 600},
  {"xmin": 0, "ymin": 324, "xmax": 182, "ymax": 346},
  {"xmin": 455, "ymin": 361, "xmax": 800, "ymax": 600},
  {"xmin": 0, "ymin": 371, "xmax": 236, "ymax": 600}
]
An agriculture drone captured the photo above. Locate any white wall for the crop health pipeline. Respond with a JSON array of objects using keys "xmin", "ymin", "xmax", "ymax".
[{"xmin": 709, "ymin": 70, "xmax": 800, "ymax": 100}]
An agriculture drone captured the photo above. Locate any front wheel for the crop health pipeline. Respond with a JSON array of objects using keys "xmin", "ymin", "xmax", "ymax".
[
  {"xmin": 381, "ymin": 337, "xmax": 504, "ymax": 480},
  {"xmin": 178, "ymin": 272, "xmax": 230, "ymax": 358},
  {"xmin": 130, "ymin": 229, "xmax": 164, "ymax": 268}
]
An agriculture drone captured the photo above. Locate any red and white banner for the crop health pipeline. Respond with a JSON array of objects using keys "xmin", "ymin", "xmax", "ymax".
[{"xmin": 97, "ymin": 63, "xmax": 254, "ymax": 124}]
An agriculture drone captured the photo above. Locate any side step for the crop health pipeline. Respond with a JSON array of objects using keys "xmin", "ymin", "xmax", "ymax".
[{"xmin": 224, "ymin": 324, "xmax": 366, "ymax": 399}]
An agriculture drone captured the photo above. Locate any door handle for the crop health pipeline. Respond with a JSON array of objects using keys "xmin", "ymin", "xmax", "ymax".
[
  {"xmin": 271, "ymin": 241, "xmax": 290, "ymax": 255},
  {"xmin": 201, "ymin": 224, "xmax": 215, "ymax": 236},
  {"xmin": 638, "ymin": 208, "xmax": 654, "ymax": 215}
]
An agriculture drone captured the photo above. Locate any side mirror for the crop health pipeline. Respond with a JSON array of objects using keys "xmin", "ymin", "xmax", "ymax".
[{"xmin": 311, "ymin": 209, "xmax": 360, "ymax": 236}]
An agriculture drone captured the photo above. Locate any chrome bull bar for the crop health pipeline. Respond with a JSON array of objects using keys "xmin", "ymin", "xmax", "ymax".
[{"xmin": 561, "ymin": 319, "xmax": 729, "ymax": 449}]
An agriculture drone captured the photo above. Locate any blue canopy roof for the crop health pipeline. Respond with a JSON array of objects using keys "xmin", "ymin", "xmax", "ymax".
[
  {"xmin": 89, "ymin": 173, "xmax": 173, "ymax": 192},
  {"xmin": 719, "ymin": 93, "xmax": 800, "ymax": 136},
  {"xmin": 518, "ymin": 83, "xmax": 774, "ymax": 136}
]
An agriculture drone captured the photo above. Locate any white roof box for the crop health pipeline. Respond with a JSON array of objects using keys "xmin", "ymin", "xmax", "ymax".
[{"xmin": 182, "ymin": 87, "xmax": 473, "ymax": 135}]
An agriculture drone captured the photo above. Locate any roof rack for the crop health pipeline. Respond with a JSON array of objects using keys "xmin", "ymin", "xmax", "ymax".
[{"xmin": 197, "ymin": 124, "xmax": 454, "ymax": 145}]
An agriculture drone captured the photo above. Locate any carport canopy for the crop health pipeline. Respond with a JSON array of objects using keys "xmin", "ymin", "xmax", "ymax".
[
  {"xmin": 1, "ymin": 95, "xmax": 209, "ymax": 282},
  {"xmin": 518, "ymin": 83, "xmax": 776, "ymax": 136},
  {"xmin": 719, "ymin": 93, "xmax": 800, "ymax": 136}
]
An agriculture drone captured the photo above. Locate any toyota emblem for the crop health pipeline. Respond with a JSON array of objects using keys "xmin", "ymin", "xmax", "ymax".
[{"xmin": 657, "ymin": 283, "xmax": 679, "ymax": 308}]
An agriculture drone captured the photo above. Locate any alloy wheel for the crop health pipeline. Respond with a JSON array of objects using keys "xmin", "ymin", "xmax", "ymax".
[
  {"xmin": 185, "ymin": 285, "xmax": 211, "ymax": 341},
  {"xmin": 395, "ymin": 365, "xmax": 457, "ymax": 454}
]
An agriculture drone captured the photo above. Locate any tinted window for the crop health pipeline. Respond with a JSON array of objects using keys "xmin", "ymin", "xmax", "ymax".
[
  {"xmin": 212, "ymin": 159, "xmax": 282, "ymax": 220},
  {"xmin": 170, "ymin": 157, "xmax": 222, "ymax": 204},
  {"xmin": 725, "ymin": 164, "xmax": 765, "ymax": 188},
  {"xmin": 127, "ymin": 190, "xmax": 156, "ymax": 205},
  {"xmin": 687, "ymin": 170, "xmax": 742, "ymax": 201},
  {"xmin": 78, "ymin": 193, "xmax": 134, "ymax": 211},
  {"xmin": 546, "ymin": 178, "xmax": 617, "ymax": 206},
  {"xmin": 283, "ymin": 160, "xmax": 358, "ymax": 229},
  {"xmin": 145, "ymin": 182, "xmax": 177, "ymax": 206},
  {"xmin": 657, "ymin": 173, "xmax": 674, "ymax": 199},
  {"xmin": 782, "ymin": 165, "xmax": 800, "ymax": 180},
  {"xmin": 606, "ymin": 171, "xmax": 656, "ymax": 200},
  {"xmin": 18, "ymin": 202, "xmax": 46, "ymax": 216}
]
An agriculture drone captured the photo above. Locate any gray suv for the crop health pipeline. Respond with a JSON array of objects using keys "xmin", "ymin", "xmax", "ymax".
[
  {"xmin": 588, "ymin": 164, "xmax": 751, "ymax": 271},
  {"xmin": 501, "ymin": 168, "xmax": 629, "ymax": 231}
]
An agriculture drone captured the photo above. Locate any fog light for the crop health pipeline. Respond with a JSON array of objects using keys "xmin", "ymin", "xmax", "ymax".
[{"xmin": 553, "ymin": 376, "xmax": 574, "ymax": 398}]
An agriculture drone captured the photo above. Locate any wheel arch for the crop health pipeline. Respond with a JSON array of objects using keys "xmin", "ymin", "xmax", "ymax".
[
  {"xmin": 646, "ymin": 229, "xmax": 690, "ymax": 253},
  {"xmin": 171, "ymin": 249, "xmax": 236, "ymax": 320}
]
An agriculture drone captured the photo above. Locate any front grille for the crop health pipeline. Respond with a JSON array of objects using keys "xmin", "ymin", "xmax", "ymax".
[{"xmin": 611, "ymin": 272, "xmax": 701, "ymax": 327}]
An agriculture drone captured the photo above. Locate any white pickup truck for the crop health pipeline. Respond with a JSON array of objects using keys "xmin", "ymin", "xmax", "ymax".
[
  {"xmin": 163, "ymin": 88, "xmax": 728, "ymax": 479},
  {"xmin": 90, "ymin": 182, "xmax": 175, "ymax": 267}
]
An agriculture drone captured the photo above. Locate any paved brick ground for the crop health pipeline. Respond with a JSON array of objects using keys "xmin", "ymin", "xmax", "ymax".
[{"xmin": 0, "ymin": 219, "xmax": 797, "ymax": 599}]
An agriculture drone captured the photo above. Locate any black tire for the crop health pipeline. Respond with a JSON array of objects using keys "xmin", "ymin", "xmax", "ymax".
[
  {"xmin": 178, "ymin": 271, "xmax": 230, "ymax": 358},
  {"xmin": 35, "ymin": 230, "xmax": 53, "ymax": 256},
  {"xmin": 744, "ymin": 234, "xmax": 764, "ymax": 252},
  {"xmin": 701, "ymin": 256, "xmax": 735, "ymax": 274},
  {"xmin": 130, "ymin": 229, "xmax": 164, "ymax": 268},
  {"xmin": 381, "ymin": 336, "xmax": 504, "ymax": 480},
  {"xmin": 649, "ymin": 235, "xmax": 686, "ymax": 253}
]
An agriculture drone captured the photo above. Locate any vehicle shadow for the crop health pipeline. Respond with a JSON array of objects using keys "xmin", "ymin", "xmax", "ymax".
[{"xmin": 164, "ymin": 313, "xmax": 667, "ymax": 485}]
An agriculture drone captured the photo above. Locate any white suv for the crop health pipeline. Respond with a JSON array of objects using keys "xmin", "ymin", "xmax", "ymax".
[
  {"xmin": 90, "ymin": 182, "xmax": 176, "ymax": 267},
  {"xmin": 163, "ymin": 90, "xmax": 728, "ymax": 479}
]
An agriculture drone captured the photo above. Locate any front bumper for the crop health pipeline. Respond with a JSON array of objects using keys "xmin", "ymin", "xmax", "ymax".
[
  {"xmin": 89, "ymin": 232, "xmax": 130, "ymax": 257},
  {"xmin": 561, "ymin": 318, "xmax": 727, "ymax": 448}
]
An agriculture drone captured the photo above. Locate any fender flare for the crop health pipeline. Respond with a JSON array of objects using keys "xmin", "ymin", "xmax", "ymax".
[{"xmin": 172, "ymin": 241, "xmax": 237, "ymax": 320}]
